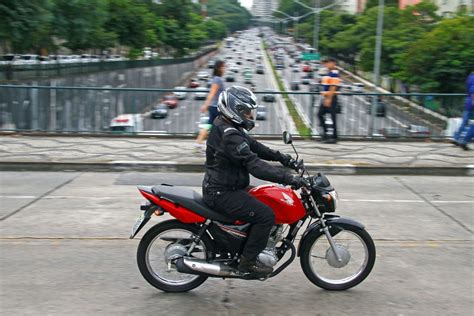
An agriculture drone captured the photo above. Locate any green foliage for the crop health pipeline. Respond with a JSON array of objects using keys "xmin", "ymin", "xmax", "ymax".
[
  {"xmin": 208, "ymin": 0, "xmax": 251, "ymax": 32},
  {"xmin": 396, "ymin": 16, "xmax": 474, "ymax": 93},
  {"xmin": 0, "ymin": 0, "xmax": 54, "ymax": 53},
  {"xmin": 0, "ymin": 0, "xmax": 250, "ymax": 56}
]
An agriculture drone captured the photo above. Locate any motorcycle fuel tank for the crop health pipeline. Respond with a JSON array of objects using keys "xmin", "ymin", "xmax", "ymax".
[{"xmin": 249, "ymin": 185, "xmax": 306, "ymax": 224}]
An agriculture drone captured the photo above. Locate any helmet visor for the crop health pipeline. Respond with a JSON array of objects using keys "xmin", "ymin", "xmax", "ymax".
[{"xmin": 242, "ymin": 107, "xmax": 257, "ymax": 121}]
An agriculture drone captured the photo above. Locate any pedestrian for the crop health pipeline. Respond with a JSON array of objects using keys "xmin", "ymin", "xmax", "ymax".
[
  {"xmin": 195, "ymin": 60, "xmax": 226, "ymax": 150},
  {"xmin": 453, "ymin": 70, "xmax": 474, "ymax": 150},
  {"xmin": 318, "ymin": 57, "xmax": 341, "ymax": 143}
]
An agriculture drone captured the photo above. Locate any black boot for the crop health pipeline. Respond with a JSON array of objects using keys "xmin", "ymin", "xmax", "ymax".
[{"xmin": 238, "ymin": 255, "xmax": 273, "ymax": 275}]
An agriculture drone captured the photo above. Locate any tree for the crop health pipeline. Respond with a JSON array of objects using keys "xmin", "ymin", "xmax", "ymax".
[
  {"xmin": 0, "ymin": 0, "xmax": 54, "ymax": 53},
  {"xmin": 207, "ymin": 0, "xmax": 251, "ymax": 32},
  {"xmin": 104, "ymin": 0, "xmax": 158, "ymax": 50},
  {"xmin": 397, "ymin": 16, "xmax": 474, "ymax": 93}
]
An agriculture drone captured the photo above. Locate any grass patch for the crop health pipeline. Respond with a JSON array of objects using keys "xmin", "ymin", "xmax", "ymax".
[{"xmin": 263, "ymin": 41, "xmax": 312, "ymax": 137}]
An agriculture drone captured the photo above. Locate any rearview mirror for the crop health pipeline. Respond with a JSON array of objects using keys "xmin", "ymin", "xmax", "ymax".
[{"xmin": 283, "ymin": 131, "xmax": 292, "ymax": 144}]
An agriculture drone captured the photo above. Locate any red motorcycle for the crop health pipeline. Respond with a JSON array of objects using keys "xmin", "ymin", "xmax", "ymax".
[{"xmin": 130, "ymin": 132, "xmax": 376, "ymax": 292}]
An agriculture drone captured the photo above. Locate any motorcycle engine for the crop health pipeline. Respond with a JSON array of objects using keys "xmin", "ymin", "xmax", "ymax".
[{"xmin": 257, "ymin": 248, "xmax": 279, "ymax": 267}]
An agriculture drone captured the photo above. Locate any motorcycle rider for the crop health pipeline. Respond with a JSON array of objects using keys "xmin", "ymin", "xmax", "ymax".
[{"xmin": 202, "ymin": 86, "xmax": 307, "ymax": 275}]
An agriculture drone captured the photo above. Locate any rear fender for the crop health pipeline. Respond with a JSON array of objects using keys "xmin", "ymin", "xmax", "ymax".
[{"xmin": 297, "ymin": 215, "xmax": 365, "ymax": 257}]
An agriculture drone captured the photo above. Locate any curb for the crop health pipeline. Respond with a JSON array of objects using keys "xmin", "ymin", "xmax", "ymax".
[{"xmin": 1, "ymin": 161, "xmax": 472, "ymax": 176}]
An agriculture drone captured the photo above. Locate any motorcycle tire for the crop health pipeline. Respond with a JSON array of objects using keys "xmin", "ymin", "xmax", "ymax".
[
  {"xmin": 300, "ymin": 224, "xmax": 376, "ymax": 291},
  {"xmin": 137, "ymin": 220, "xmax": 214, "ymax": 292}
]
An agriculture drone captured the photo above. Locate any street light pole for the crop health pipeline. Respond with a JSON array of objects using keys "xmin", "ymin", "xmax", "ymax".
[
  {"xmin": 369, "ymin": 0, "xmax": 384, "ymax": 136},
  {"xmin": 313, "ymin": 0, "xmax": 320, "ymax": 52}
]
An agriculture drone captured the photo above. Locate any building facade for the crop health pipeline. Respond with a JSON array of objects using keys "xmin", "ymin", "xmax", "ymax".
[
  {"xmin": 400, "ymin": 0, "xmax": 474, "ymax": 17},
  {"xmin": 430, "ymin": 0, "xmax": 474, "ymax": 17},
  {"xmin": 252, "ymin": 0, "xmax": 280, "ymax": 19},
  {"xmin": 336, "ymin": 0, "xmax": 367, "ymax": 14}
]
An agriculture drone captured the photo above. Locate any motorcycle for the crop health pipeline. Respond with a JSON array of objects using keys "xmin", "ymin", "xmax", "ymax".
[{"xmin": 130, "ymin": 131, "xmax": 376, "ymax": 292}]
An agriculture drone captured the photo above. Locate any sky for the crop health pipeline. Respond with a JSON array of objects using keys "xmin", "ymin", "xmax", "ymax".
[{"xmin": 239, "ymin": 0, "xmax": 253, "ymax": 10}]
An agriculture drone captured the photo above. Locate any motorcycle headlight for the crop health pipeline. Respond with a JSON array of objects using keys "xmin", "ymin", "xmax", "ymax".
[{"xmin": 321, "ymin": 190, "xmax": 338, "ymax": 212}]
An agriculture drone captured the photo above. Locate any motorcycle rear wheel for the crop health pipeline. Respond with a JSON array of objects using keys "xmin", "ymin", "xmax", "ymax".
[
  {"xmin": 300, "ymin": 224, "xmax": 376, "ymax": 291},
  {"xmin": 137, "ymin": 220, "xmax": 214, "ymax": 292}
]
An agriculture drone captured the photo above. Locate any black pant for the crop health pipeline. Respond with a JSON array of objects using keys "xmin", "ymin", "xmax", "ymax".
[
  {"xmin": 318, "ymin": 97, "xmax": 338, "ymax": 139},
  {"xmin": 203, "ymin": 190, "xmax": 275, "ymax": 261}
]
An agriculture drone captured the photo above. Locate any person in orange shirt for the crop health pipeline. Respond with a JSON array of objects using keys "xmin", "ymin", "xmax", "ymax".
[{"xmin": 318, "ymin": 57, "xmax": 341, "ymax": 143}]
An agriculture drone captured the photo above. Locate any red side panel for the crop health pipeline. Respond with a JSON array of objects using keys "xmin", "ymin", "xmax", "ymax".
[
  {"xmin": 249, "ymin": 185, "xmax": 306, "ymax": 224},
  {"xmin": 139, "ymin": 190, "xmax": 205, "ymax": 224}
]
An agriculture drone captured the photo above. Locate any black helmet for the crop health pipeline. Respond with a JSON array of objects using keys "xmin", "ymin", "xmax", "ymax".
[{"xmin": 218, "ymin": 86, "xmax": 258, "ymax": 131}]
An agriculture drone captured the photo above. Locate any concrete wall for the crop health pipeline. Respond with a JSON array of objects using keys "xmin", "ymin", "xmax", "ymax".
[{"xmin": 0, "ymin": 50, "xmax": 216, "ymax": 132}]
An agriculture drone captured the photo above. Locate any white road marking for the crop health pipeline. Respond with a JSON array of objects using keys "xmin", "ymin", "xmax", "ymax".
[{"xmin": 2, "ymin": 195, "xmax": 471, "ymax": 204}]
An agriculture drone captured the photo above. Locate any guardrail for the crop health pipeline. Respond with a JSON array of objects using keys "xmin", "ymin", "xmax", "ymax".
[{"xmin": 0, "ymin": 84, "xmax": 466, "ymax": 138}]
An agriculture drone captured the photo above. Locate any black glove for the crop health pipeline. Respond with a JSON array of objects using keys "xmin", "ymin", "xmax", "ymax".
[
  {"xmin": 289, "ymin": 176, "xmax": 309, "ymax": 190},
  {"xmin": 280, "ymin": 154, "xmax": 296, "ymax": 168}
]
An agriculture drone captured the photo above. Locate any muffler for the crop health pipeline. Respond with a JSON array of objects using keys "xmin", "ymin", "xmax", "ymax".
[{"xmin": 175, "ymin": 257, "xmax": 234, "ymax": 277}]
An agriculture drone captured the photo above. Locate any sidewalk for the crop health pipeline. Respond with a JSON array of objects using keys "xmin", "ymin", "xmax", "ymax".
[{"xmin": 0, "ymin": 134, "xmax": 472, "ymax": 175}]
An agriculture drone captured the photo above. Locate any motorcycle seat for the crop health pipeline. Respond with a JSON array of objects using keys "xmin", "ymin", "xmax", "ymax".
[{"xmin": 151, "ymin": 185, "xmax": 235, "ymax": 223}]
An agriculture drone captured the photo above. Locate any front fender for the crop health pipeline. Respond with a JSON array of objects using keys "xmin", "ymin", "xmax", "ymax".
[{"xmin": 297, "ymin": 215, "xmax": 365, "ymax": 257}]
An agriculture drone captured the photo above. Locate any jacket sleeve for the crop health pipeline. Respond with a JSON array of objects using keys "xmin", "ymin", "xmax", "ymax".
[
  {"xmin": 222, "ymin": 129, "xmax": 293, "ymax": 184},
  {"xmin": 247, "ymin": 137, "xmax": 287, "ymax": 162}
]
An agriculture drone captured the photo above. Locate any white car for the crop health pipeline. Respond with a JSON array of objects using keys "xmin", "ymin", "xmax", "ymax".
[
  {"xmin": 352, "ymin": 83, "xmax": 365, "ymax": 93},
  {"xmin": 173, "ymin": 86, "xmax": 187, "ymax": 100},
  {"xmin": 197, "ymin": 71, "xmax": 209, "ymax": 81},
  {"xmin": 230, "ymin": 64, "xmax": 240, "ymax": 73},
  {"xmin": 19, "ymin": 54, "xmax": 39, "ymax": 65},
  {"xmin": 194, "ymin": 87, "xmax": 208, "ymax": 100}
]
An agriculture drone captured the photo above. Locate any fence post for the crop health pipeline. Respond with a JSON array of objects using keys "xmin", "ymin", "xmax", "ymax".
[
  {"xmin": 309, "ymin": 92, "xmax": 315, "ymax": 133},
  {"xmin": 49, "ymin": 80, "xmax": 57, "ymax": 131},
  {"xmin": 368, "ymin": 95, "xmax": 377, "ymax": 137}
]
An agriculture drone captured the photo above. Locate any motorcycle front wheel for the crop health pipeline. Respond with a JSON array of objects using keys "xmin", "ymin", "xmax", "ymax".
[
  {"xmin": 300, "ymin": 224, "xmax": 376, "ymax": 290},
  {"xmin": 137, "ymin": 220, "xmax": 214, "ymax": 292}
]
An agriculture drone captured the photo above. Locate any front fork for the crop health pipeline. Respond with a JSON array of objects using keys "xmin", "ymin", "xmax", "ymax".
[{"xmin": 306, "ymin": 190, "xmax": 343, "ymax": 262}]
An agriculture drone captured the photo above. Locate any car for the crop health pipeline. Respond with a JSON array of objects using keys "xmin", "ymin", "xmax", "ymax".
[
  {"xmin": 256, "ymin": 105, "xmax": 267, "ymax": 120},
  {"xmin": 247, "ymin": 56, "xmax": 255, "ymax": 62},
  {"xmin": 162, "ymin": 94, "xmax": 179, "ymax": 109},
  {"xmin": 407, "ymin": 124, "xmax": 431, "ymax": 138},
  {"xmin": 151, "ymin": 104, "xmax": 169, "ymax": 119},
  {"xmin": 256, "ymin": 65, "xmax": 264, "ymax": 74},
  {"xmin": 301, "ymin": 77, "xmax": 311, "ymax": 85},
  {"xmin": 292, "ymin": 64, "xmax": 299, "ymax": 72},
  {"xmin": 244, "ymin": 73, "xmax": 253, "ymax": 84},
  {"xmin": 367, "ymin": 100, "xmax": 387, "ymax": 117},
  {"xmin": 0, "ymin": 54, "xmax": 21, "ymax": 65},
  {"xmin": 236, "ymin": 60, "xmax": 242, "ymax": 65},
  {"xmin": 263, "ymin": 90, "xmax": 276, "ymax": 102},
  {"xmin": 173, "ymin": 86, "xmax": 187, "ymax": 100},
  {"xmin": 303, "ymin": 64, "xmax": 311, "ymax": 72},
  {"xmin": 291, "ymin": 81, "xmax": 300, "ymax": 91},
  {"xmin": 225, "ymin": 74, "xmax": 236, "ymax": 82},
  {"xmin": 194, "ymin": 87, "xmax": 207, "ymax": 100},
  {"xmin": 207, "ymin": 59, "xmax": 215, "ymax": 68},
  {"xmin": 197, "ymin": 71, "xmax": 209, "ymax": 81},
  {"xmin": 275, "ymin": 61, "xmax": 284, "ymax": 70},
  {"xmin": 225, "ymin": 55, "xmax": 233, "ymax": 60},
  {"xmin": 352, "ymin": 83, "xmax": 365, "ymax": 93},
  {"xmin": 188, "ymin": 78, "xmax": 200, "ymax": 88},
  {"xmin": 230, "ymin": 64, "xmax": 239, "ymax": 73},
  {"xmin": 19, "ymin": 54, "xmax": 39, "ymax": 65},
  {"xmin": 110, "ymin": 114, "xmax": 143, "ymax": 133},
  {"xmin": 380, "ymin": 127, "xmax": 403, "ymax": 138}
]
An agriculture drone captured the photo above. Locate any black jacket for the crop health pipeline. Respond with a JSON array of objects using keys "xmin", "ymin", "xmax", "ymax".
[{"xmin": 203, "ymin": 116, "xmax": 292, "ymax": 194}]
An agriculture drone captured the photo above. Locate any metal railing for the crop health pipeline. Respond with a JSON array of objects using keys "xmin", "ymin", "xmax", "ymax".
[{"xmin": 0, "ymin": 84, "xmax": 466, "ymax": 138}]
